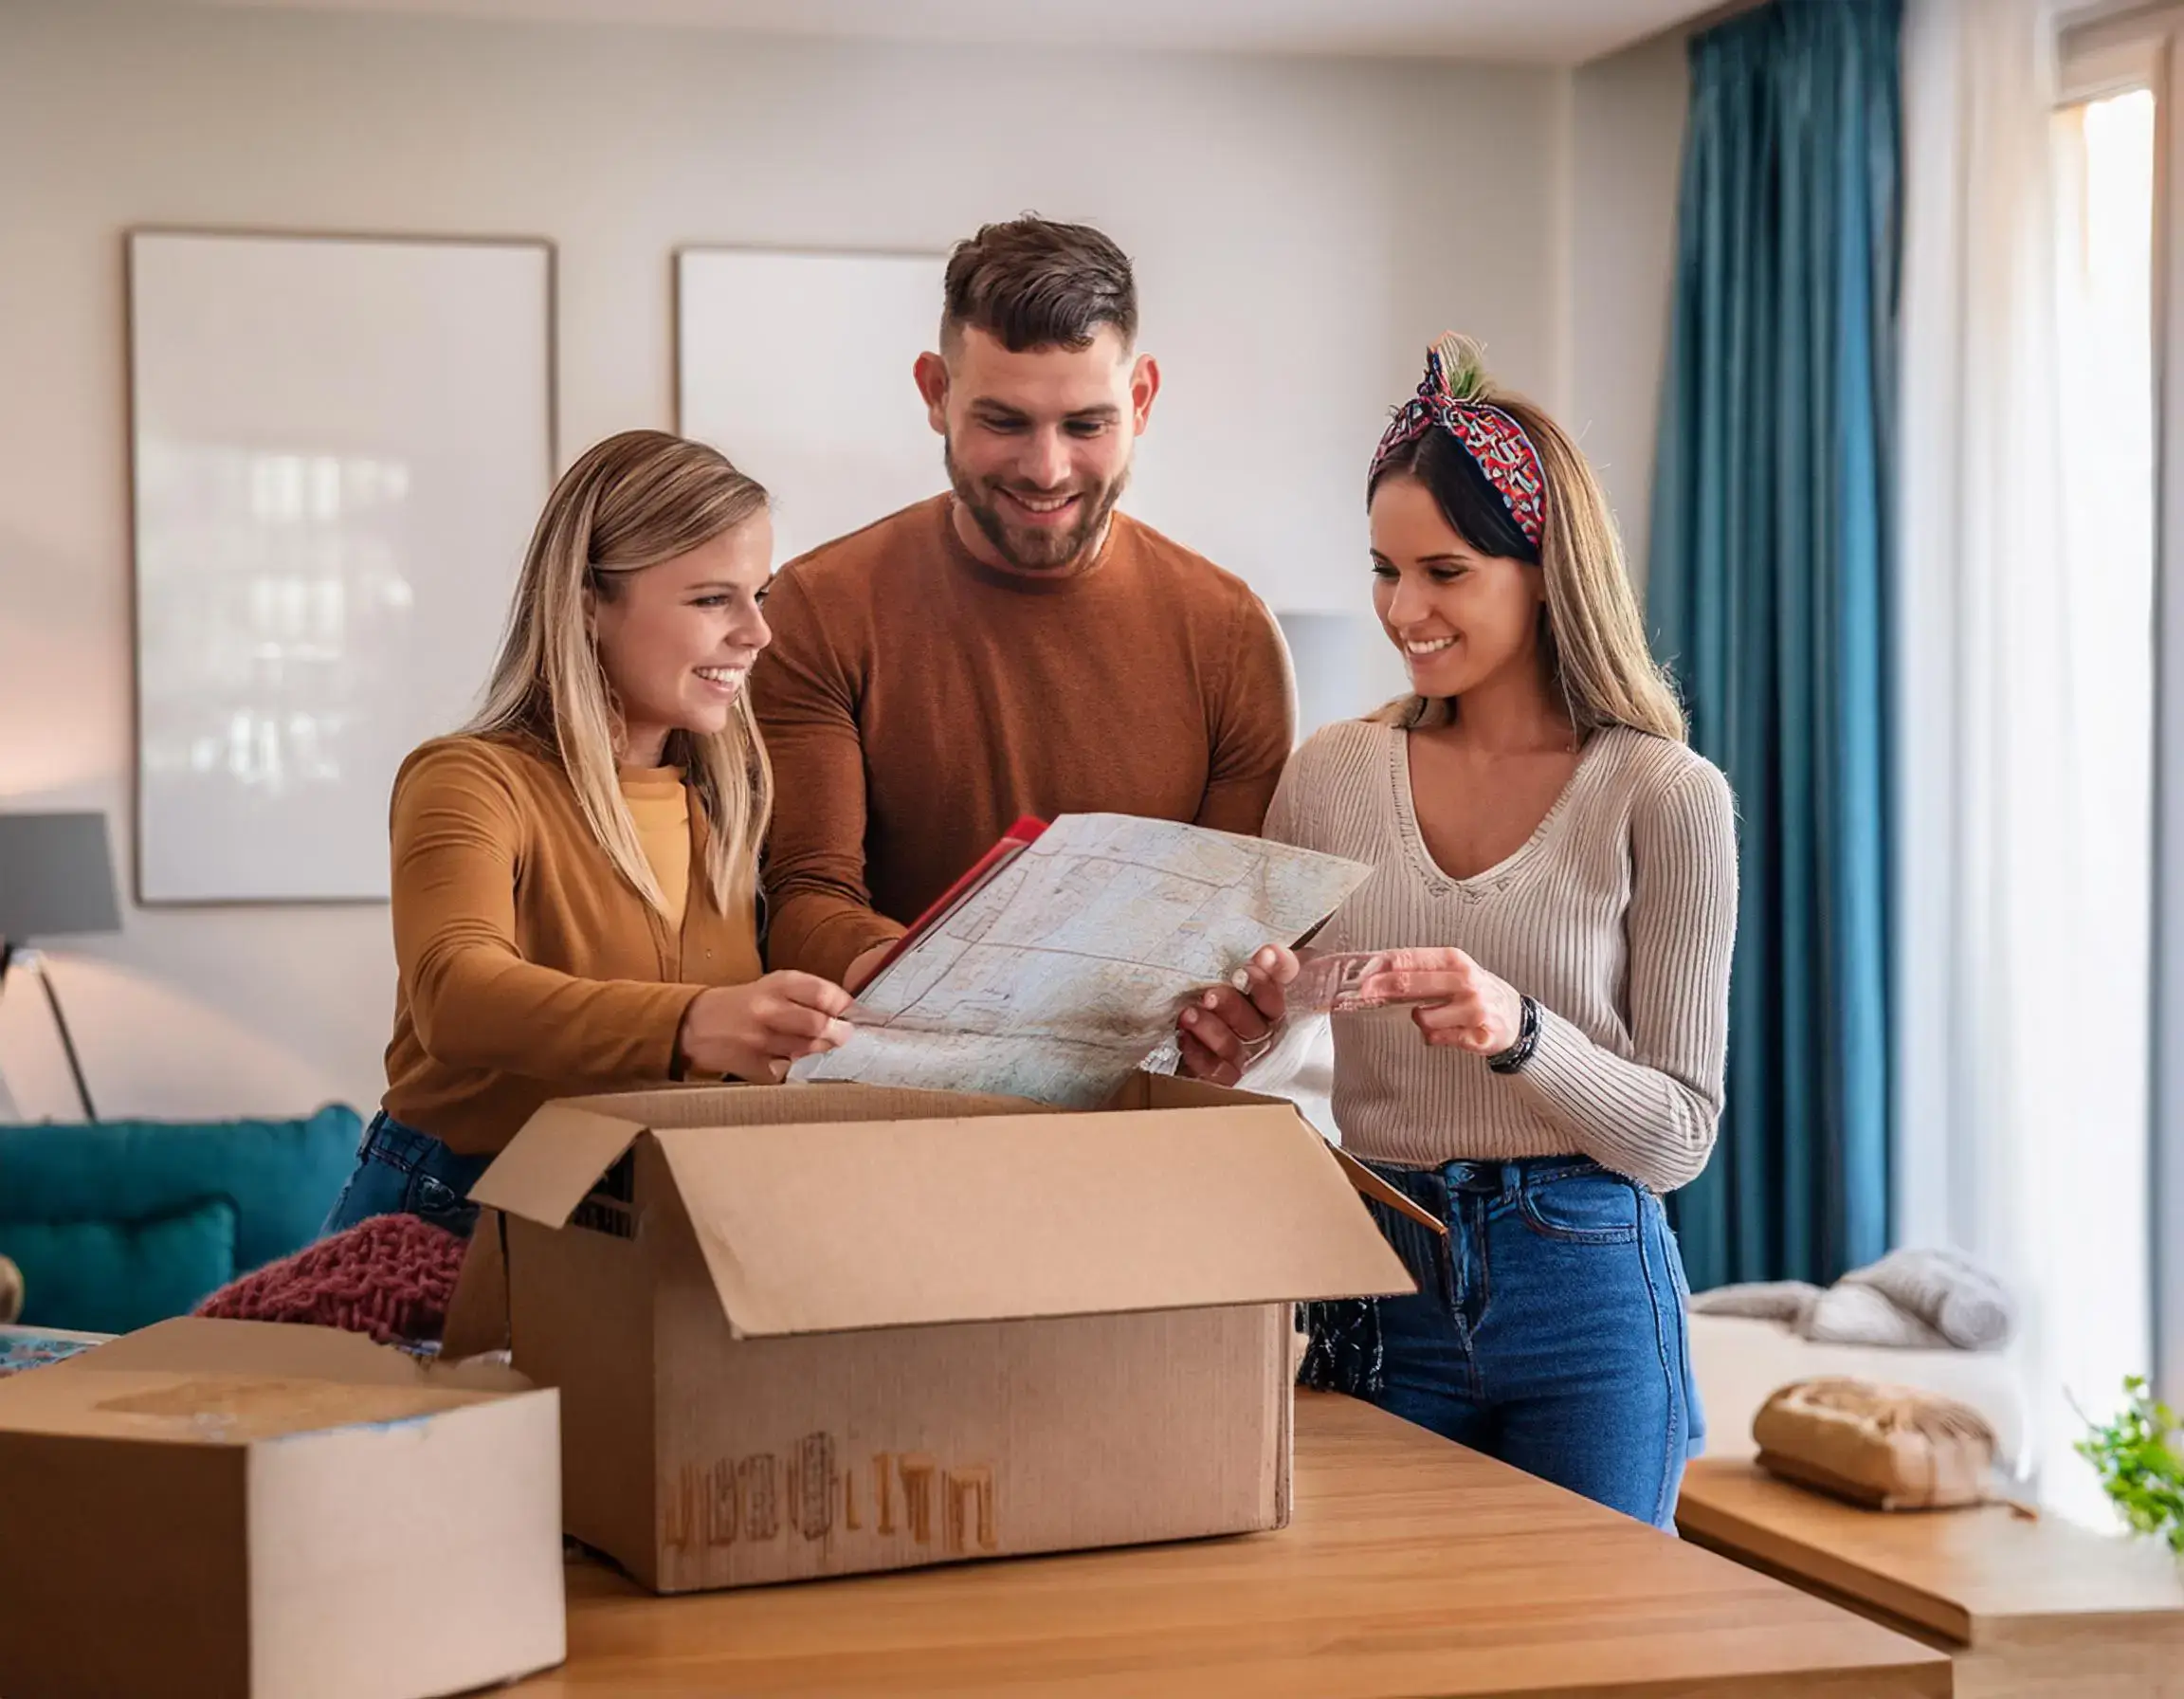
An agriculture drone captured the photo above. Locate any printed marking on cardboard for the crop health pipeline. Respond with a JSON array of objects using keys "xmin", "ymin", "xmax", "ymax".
[{"xmin": 664, "ymin": 1434, "xmax": 999, "ymax": 1555}]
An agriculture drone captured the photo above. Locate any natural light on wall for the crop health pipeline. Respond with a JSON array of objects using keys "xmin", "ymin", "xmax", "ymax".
[{"xmin": 2047, "ymin": 86, "xmax": 2156, "ymax": 1528}]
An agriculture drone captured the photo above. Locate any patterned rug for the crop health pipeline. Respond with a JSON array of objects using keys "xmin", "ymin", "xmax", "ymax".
[{"xmin": 0, "ymin": 1326, "xmax": 112, "ymax": 1378}]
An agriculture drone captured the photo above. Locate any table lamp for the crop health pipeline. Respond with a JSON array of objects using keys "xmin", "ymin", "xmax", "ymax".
[{"xmin": 0, "ymin": 812, "xmax": 121, "ymax": 1122}]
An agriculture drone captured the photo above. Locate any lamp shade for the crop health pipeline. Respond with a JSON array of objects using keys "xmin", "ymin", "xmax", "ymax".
[{"xmin": 0, "ymin": 813, "xmax": 122, "ymax": 941}]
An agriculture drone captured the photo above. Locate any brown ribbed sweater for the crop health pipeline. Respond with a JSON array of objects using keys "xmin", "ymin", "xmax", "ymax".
[
  {"xmin": 1264, "ymin": 722, "xmax": 1738, "ymax": 1191},
  {"xmin": 753, "ymin": 496, "xmax": 1296, "ymax": 983},
  {"xmin": 381, "ymin": 736, "xmax": 762, "ymax": 1155}
]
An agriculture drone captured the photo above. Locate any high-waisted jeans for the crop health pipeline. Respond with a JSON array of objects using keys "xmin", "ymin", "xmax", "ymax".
[{"xmin": 1312, "ymin": 1155, "xmax": 1704, "ymax": 1529}]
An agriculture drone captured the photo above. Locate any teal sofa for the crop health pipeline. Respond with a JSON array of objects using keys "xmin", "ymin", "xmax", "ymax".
[{"xmin": 0, "ymin": 1105, "xmax": 361, "ymax": 1334}]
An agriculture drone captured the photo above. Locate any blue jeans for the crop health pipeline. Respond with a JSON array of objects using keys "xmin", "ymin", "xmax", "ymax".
[
  {"xmin": 320, "ymin": 1111, "xmax": 494, "ymax": 1240},
  {"xmin": 1319, "ymin": 1156, "xmax": 1703, "ymax": 1529}
]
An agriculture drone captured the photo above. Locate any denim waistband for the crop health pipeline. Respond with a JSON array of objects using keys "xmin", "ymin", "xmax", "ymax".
[
  {"xmin": 357, "ymin": 1109, "xmax": 456, "ymax": 1172},
  {"xmin": 1370, "ymin": 1153, "xmax": 1609, "ymax": 1196}
]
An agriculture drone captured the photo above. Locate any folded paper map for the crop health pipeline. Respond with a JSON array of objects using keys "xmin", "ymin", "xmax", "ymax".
[{"xmin": 792, "ymin": 813, "xmax": 1373, "ymax": 1106}]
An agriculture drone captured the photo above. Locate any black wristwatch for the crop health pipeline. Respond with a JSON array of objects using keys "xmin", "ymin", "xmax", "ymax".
[{"xmin": 1487, "ymin": 995, "xmax": 1542, "ymax": 1074}]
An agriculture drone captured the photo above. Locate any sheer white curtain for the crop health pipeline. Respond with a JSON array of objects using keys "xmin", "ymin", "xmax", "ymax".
[
  {"xmin": 1897, "ymin": 0, "xmax": 2154, "ymax": 1524},
  {"xmin": 2047, "ymin": 82, "xmax": 2157, "ymax": 1520}
]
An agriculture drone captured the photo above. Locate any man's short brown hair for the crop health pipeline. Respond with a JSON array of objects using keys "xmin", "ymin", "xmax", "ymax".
[{"xmin": 941, "ymin": 216, "xmax": 1138, "ymax": 355}]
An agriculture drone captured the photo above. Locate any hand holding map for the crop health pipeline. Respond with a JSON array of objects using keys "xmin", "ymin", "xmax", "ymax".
[{"xmin": 793, "ymin": 813, "xmax": 1372, "ymax": 1107}]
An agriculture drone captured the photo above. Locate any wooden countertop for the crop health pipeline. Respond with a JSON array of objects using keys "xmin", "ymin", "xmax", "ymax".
[
  {"xmin": 523, "ymin": 1393, "xmax": 1949, "ymax": 1696},
  {"xmin": 1680, "ymin": 1458, "xmax": 2184, "ymax": 1648}
]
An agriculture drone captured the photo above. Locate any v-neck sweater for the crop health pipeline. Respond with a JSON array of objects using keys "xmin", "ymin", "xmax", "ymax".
[{"xmin": 1263, "ymin": 721, "xmax": 1738, "ymax": 1190}]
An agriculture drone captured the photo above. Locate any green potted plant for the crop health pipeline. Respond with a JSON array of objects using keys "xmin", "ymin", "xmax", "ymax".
[{"xmin": 2077, "ymin": 1377, "xmax": 2184, "ymax": 1553}]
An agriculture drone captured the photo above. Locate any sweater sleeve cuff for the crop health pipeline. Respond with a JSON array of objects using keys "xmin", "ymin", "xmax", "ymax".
[
  {"xmin": 652, "ymin": 982, "xmax": 712, "ymax": 1081},
  {"xmin": 1505, "ymin": 1005, "xmax": 1704, "ymax": 1191},
  {"xmin": 784, "ymin": 909, "xmax": 909, "ymax": 988},
  {"xmin": 1509, "ymin": 1003, "xmax": 1589, "ymax": 1088},
  {"xmin": 1505, "ymin": 1005, "xmax": 1639, "ymax": 1170}
]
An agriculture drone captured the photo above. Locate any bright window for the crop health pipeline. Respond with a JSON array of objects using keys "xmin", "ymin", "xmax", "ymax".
[{"xmin": 2046, "ymin": 84, "xmax": 2156, "ymax": 1526}]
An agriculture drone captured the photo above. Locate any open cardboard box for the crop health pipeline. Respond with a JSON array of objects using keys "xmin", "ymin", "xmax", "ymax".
[
  {"xmin": 0, "ymin": 1316, "xmax": 566, "ymax": 1699},
  {"xmin": 454, "ymin": 1071, "xmax": 1425, "ymax": 1593}
]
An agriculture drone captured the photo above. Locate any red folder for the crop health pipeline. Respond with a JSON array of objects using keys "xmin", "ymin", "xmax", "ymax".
[{"xmin": 855, "ymin": 815, "xmax": 1048, "ymax": 990}]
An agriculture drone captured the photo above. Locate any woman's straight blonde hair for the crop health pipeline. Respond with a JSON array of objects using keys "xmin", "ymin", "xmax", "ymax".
[
  {"xmin": 1368, "ymin": 338, "xmax": 1685, "ymax": 742},
  {"xmin": 464, "ymin": 429, "xmax": 773, "ymax": 918}
]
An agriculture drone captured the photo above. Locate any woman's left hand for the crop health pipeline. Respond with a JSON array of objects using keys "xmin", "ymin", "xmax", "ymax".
[
  {"xmin": 1359, "ymin": 947, "xmax": 1526, "ymax": 1054},
  {"xmin": 1177, "ymin": 945, "xmax": 1300, "ymax": 1087}
]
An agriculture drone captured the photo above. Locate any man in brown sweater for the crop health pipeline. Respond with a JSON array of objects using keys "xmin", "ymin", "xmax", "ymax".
[{"xmin": 754, "ymin": 217, "xmax": 1295, "ymax": 987}]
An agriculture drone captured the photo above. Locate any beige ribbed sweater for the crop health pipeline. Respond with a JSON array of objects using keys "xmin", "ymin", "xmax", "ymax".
[{"xmin": 1263, "ymin": 721, "xmax": 1738, "ymax": 1192}]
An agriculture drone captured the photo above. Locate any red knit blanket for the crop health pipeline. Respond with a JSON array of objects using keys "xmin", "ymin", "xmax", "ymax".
[{"xmin": 194, "ymin": 1212, "xmax": 467, "ymax": 1346}]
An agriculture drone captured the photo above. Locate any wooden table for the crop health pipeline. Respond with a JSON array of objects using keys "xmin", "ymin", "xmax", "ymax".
[
  {"xmin": 519, "ymin": 1393, "xmax": 1947, "ymax": 1697},
  {"xmin": 1678, "ymin": 1459, "xmax": 2184, "ymax": 1698}
]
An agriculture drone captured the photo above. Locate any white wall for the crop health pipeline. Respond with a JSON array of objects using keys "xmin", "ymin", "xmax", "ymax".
[
  {"xmin": 1570, "ymin": 24, "xmax": 1691, "ymax": 590},
  {"xmin": 0, "ymin": 0, "xmax": 1685, "ymax": 1123}
]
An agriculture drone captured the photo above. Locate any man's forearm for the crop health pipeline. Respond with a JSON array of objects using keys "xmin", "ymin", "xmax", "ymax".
[{"xmin": 764, "ymin": 890, "xmax": 907, "ymax": 985}]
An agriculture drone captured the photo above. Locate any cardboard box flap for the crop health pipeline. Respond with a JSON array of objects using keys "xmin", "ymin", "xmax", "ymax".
[
  {"xmin": 54, "ymin": 1317, "xmax": 533, "ymax": 1392},
  {"xmin": 0, "ymin": 1318, "xmax": 536, "ymax": 1444},
  {"xmin": 652, "ymin": 1104, "xmax": 1413, "ymax": 1336},
  {"xmin": 469, "ymin": 1101, "xmax": 651, "ymax": 1227},
  {"xmin": 561, "ymin": 1081, "xmax": 1053, "ymax": 1129},
  {"xmin": 1119, "ymin": 1072, "xmax": 1446, "ymax": 1237},
  {"xmin": 472, "ymin": 1084, "xmax": 1061, "ymax": 1233},
  {"xmin": 1325, "ymin": 1145, "xmax": 1448, "ymax": 1236}
]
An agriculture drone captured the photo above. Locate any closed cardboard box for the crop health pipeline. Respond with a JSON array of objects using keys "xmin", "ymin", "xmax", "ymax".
[
  {"xmin": 464, "ymin": 1073, "xmax": 1417, "ymax": 1592},
  {"xmin": 0, "ymin": 1317, "xmax": 566, "ymax": 1699}
]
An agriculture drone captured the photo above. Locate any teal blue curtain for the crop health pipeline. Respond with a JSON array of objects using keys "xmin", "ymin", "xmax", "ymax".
[{"xmin": 1647, "ymin": 0, "xmax": 1899, "ymax": 1291}]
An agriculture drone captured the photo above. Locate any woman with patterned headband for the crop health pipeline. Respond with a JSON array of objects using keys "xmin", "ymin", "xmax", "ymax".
[{"xmin": 1177, "ymin": 336, "xmax": 1738, "ymax": 1527}]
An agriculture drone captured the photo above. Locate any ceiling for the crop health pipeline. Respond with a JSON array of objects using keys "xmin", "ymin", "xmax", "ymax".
[{"xmin": 150, "ymin": 0, "xmax": 1725, "ymax": 67}]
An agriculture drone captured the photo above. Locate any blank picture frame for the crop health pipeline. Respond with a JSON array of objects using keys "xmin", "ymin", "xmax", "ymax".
[
  {"xmin": 1277, "ymin": 611, "xmax": 1413, "ymax": 742},
  {"xmin": 127, "ymin": 229, "xmax": 554, "ymax": 904},
  {"xmin": 675, "ymin": 247, "xmax": 946, "ymax": 568}
]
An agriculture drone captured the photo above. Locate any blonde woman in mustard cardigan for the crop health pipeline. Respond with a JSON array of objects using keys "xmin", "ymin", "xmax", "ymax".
[{"xmin": 322, "ymin": 431, "xmax": 852, "ymax": 1239}]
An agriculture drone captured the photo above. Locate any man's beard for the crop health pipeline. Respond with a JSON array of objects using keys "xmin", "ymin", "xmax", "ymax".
[{"xmin": 944, "ymin": 439, "xmax": 1129, "ymax": 573}]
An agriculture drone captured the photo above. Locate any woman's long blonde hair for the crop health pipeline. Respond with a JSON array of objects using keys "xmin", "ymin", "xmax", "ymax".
[
  {"xmin": 465, "ymin": 429, "xmax": 774, "ymax": 918},
  {"xmin": 1368, "ymin": 337, "xmax": 1684, "ymax": 741}
]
